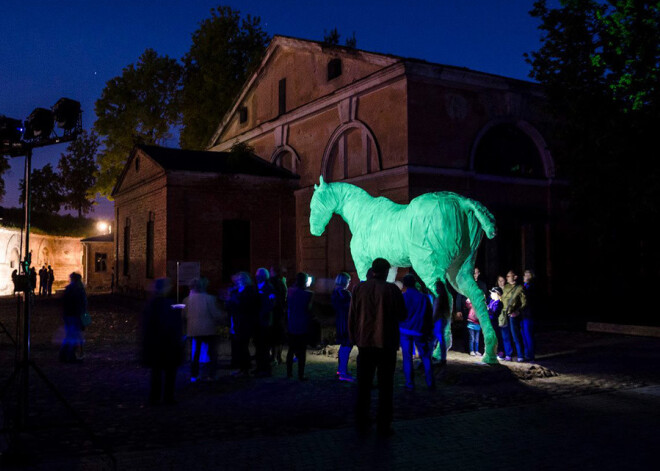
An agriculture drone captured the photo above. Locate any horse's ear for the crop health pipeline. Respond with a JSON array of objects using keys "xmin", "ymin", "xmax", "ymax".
[
  {"xmin": 319, "ymin": 175, "xmax": 325, "ymax": 187},
  {"xmin": 314, "ymin": 184, "xmax": 318, "ymax": 190}
]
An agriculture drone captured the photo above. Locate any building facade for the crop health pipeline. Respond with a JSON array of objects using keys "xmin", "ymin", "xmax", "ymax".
[
  {"xmin": 0, "ymin": 226, "xmax": 84, "ymax": 296},
  {"xmin": 112, "ymin": 145, "xmax": 298, "ymax": 295},
  {"xmin": 207, "ymin": 36, "xmax": 570, "ymax": 298},
  {"xmin": 81, "ymin": 234, "xmax": 114, "ymax": 292}
]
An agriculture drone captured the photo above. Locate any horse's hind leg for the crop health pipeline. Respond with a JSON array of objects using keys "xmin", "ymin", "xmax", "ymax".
[{"xmin": 453, "ymin": 260, "xmax": 498, "ymax": 365}]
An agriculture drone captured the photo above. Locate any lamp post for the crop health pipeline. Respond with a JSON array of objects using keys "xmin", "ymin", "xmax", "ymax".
[{"xmin": 1, "ymin": 98, "xmax": 82, "ymax": 430}]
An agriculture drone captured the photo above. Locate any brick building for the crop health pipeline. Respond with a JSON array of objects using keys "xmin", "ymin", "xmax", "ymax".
[
  {"xmin": 112, "ymin": 145, "xmax": 297, "ymax": 294},
  {"xmin": 81, "ymin": 234, "xmax": 114, "ymax": 292},
  {"xmin": 206, "ymin": 36, "xmax": 570, "ymax": 298}
]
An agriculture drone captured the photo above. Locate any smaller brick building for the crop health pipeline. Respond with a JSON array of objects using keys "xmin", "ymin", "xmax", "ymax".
[
  {"xmin": 81, "ymin": 234, "xmax": 114, "ymax": 292},
  {"xmin": 112, "ymin": 145, "xmax": 298, "ymax": 295}
]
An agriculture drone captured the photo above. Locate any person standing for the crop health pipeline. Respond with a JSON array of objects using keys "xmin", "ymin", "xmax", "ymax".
[
  {"xmin": 432, "ymin": 280, "xmax": 452, "ymax": 367},
  {"xmin": 269, "ymin": 266, "xmax": 288, "ymax": 365},
  {"xmin": 332, "ymin": 272, "xmax": 353, "ymax": 381},
  {"xmin": 183, "ymin": 277, "xmax": 223, "ymax": 382},
  {"xmin": 487, "ymin": 287, "xmax": 505, "ymax": 359},
  {"xmin": 466, "ymin": 298, "xmax": 482, "ymax": 356},
  {"xmin": 140, "ymin": 278, "xmax": 183, "ymax": 405},
  {"xmin": 399, "ymin": 274, "xmax": 434, "ymax": 391},
  {"xmin": 254, "ymin": 268, "xmax": 275, "ymax": 377},
  {"xmin": 39, "ymin": 266, "xmax": 47, "ymax": 295},
  {"xmin": 29, "ymin": 267, "xmax": 37, "ymax": 293},
  {"xmin": 521, "ymin": 269, "xmax": 536, "ymax": 362},
  {"xmin": 47, "ymin": 265, "xmax": 55, "ymax": 296},
  {"xmin": 60, "ymin": 273, "xmax": 87, "ymax": 363},
  {"xmin": 349, "ymin": 258, "xmax": 407, "ymax": 436},
  {"xmin": 501, "ymin": 270, "xmax": 527, "ymax": 362},
  {"xmin": 286, "ymin": 272, "xmax": 314, "ymax": 380},
  {"xmin": 226, "ymin": 272, "xmax": 260, "ymax": 377}
]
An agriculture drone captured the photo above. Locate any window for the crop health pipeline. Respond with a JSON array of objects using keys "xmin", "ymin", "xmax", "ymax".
[
  {"xmin": 146, "ymin": 219, "xmax": 154, "ymax": 279},
  {"xmin": 239, "ymin": 106, "xmax": 248, "ymax": 124},
  {"xmin": 474, "ymin": 123, "xmax": 544, "ymax": 178},
  {"xmin": 278, "ymin": 78, "xmax": 286, "ymax": 115},
  {"xmin": 95, "ymin": 253, "xmax": 107, "ymax": 272},
  {"xmin": 123, "ymin": 219, "xmax": 131, "ymax": 276},
  {"xmin": 328, "ymin": 58, "xmax": 342, "ymax": 80}
]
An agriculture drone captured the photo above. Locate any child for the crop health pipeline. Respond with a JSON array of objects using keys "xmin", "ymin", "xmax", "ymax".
[
  {"xmin": 466, "ymin": 298, "xmax": 481, "ymax": 356},
  {"xmin": 488, "ymin": 287, "xmax": 505, "ymax": 359}
]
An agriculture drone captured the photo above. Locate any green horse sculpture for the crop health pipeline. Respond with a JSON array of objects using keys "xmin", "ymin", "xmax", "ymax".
[{"xmin": 309, "ymin": 176, "xmax": 499, "ymax": 364}]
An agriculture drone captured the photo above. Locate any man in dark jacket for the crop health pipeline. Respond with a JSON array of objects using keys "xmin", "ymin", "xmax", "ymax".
[{"xmin": 349, "ymin": 258, "xmax": 407, "ymax": 436}]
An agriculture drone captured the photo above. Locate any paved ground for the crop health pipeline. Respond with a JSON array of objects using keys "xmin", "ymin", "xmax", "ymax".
[{"xmin": 0, "ymin": 294, "xmax": 658, "ymax": 470}]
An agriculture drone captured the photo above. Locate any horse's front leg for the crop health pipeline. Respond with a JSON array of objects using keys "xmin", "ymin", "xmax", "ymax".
[{"xmin": 350, "ymin": 238, "xmax": 371, "ymax": 282}]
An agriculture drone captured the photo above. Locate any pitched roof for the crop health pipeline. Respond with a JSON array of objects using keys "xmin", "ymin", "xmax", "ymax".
[
  {"xmin": 138, "ymin": 145, "xmax": 298, "ymax": 178},
  {"xmin": 80, "ymin": 234, "xmax": 113, "ymax": 243}
]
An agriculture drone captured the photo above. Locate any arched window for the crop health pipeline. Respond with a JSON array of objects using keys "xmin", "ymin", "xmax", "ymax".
[
  {"xmin": 328, "ymin": 58, "xmax": 342, "ymax": 81},
  {"xmin": 473, "ymin": 123, "xmax": 545, "ymax": 178},
  {"xmin": 271, "ymin": 145, "xmax": 300, "ymax": 174},
  {"xmin": 322, "ymin": 122, "xmax": 380, "ymax": 182}
]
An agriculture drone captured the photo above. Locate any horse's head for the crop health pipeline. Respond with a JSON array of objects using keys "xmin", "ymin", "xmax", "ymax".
[{"xmin": 309, "ymin": 176, "xmax": 335, "ymax": 236}]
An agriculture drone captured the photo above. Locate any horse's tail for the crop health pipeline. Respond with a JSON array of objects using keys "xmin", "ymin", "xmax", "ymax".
[{"xmin": 463, "ymin": 197, "xmax": 497, "ymax": 239}]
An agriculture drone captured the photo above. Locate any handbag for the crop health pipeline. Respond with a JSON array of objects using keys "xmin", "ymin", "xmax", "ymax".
[{"xmin": 80, "ymin": 311, "xmax": 92, "ymax": 328}]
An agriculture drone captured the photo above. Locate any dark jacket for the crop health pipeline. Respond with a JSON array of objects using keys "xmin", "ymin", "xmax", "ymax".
[
  {"xmin": 400, "ymin": 287, "xmax": 432, "ymax": 337},
  {"xmin": 332, "ymin": 287, "xmax": 352, "ymax": 344},
  {"xmin": 256, "ymin": 281, "xmax": 275, "ymax": 328},
  {"xmin": 226, "ymin": 285, "xmax": 261, "ymax": 337},
  {"xmin": 348, "ymin": 279, "xmax": 407, "ymax": 350},
  {"xmin": 287, "ymin": 286, "xmax": 313, "ymax": 335},
  {"xmin": 63, "ymin": 282, "xmax": 87, "ymax": 318},
  {"xmin": 141, "ymin": 296, "xmax": 183, "ymax": 368}
]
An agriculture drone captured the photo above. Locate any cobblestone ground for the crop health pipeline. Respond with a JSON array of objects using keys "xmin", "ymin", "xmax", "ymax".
[{"xmin": 1, "ymin": 294, "xmax": 658, "ymax": 470}]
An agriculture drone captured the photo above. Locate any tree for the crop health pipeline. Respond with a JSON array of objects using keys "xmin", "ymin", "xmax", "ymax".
[
  {"xmin": 323, "ymin": 28, "xmax": 357, "ymax": 48},
  {"xmin": 0, "ymin": 155, "xmax": 10, "ymax": 203},
  {"xmin": 94, "ymin": 48, "xmax": 182, "ymax": 197},
  {"xmin": 19, "ymin": 163, "xmax": 63, "ymax": 214},
  {"xmin": 180, "ymin": 6, "xmax": 269, "ymax": 150},
  {"xmin": 58, "ymin": 130, "xmax": 100, "ymax": 217},
  {"xmin": 525, "ymin": 0, "xmax": 660, "ymax": 305}
]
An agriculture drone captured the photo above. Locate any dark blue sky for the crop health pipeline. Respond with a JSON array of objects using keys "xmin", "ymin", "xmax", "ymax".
[{"xmin": 1, "ymin": 0, "xmax": 552, "ymax": 219}]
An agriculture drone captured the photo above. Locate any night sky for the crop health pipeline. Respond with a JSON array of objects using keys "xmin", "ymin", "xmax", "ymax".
[{"xmin": 1, "ymin": 0, "xmax": 552, "ymax": 219}]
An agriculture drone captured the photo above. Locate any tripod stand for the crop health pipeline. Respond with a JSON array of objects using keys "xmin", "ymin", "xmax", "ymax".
[{"xmin": 0, "ymin": 147, "xmax": 116, "ymax": 469}]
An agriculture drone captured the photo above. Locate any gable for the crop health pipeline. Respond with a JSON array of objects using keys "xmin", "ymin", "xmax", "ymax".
[
  {"xmin": 210, "ymin": 36, "xmax": 398, "ymax": 147},
  {"xmin": 112, "ymin": 148, "xmax": 166, "ymax": 197}
]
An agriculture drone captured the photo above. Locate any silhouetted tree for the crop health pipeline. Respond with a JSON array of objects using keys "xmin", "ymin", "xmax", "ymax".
[
  {"xmin": 180, "ymin": 6, "xmax": 269, "ymax": 150},
  {"xmin": 526, "ymin": 0, "xmax": 660, "ymax": 302},
  {"xmin": 19, "ymin": 163, "xmax": 63, "ymax": 214},
  {"xmin": 94, "ymin": 49, "xmax": 182, "ymax": 197},
  {"xmin": 58, "ymin": 130, "xmax": 100, "ymax": 217}
]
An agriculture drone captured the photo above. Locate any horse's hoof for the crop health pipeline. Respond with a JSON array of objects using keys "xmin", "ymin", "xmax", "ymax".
[{"xmin": 482, "ymin": 355, "xmax": 499, "ymax": 365}]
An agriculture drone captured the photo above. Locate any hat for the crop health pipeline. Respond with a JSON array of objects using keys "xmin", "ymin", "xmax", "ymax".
[{"xmin": 490, "ymin": 286, "xmax": 503, "ymax": 296}]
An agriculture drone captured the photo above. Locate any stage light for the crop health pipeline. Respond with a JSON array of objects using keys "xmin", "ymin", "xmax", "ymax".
[
  {"xmin": 52, "ymin": 98, "xmax": 81, "ymax": 130},
  {"xmin": 0, "ymin": 116, "xmax": 24, "ymax": 145},
  {"xmin": 23, "ymin": 107, "xmax": 54, "ymax": 141}
]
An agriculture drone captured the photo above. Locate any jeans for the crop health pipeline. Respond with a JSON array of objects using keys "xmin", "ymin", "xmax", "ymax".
[
  {"xmin": 191, "ymin": 335, "xmax": 218, "ymax": 378},
  {"xmin": 337, "ymin": 345, "xmax": 353, "ymax": 375},
  {"xmin": 468, "ymin": 328, "xmax": 480, "ymax": 353},
  {"xmin": 521, "ymin": 317, "xmax": 535, "ymax": 360},
  {"xmin": 400, "ymin": 333, "xmax": 434, "ymax": 389},
  {"xmin": 509, "ymin": 316, "xmax": 524, "ymax": 359},
  {"xmin": 356, "ymin": 347, "xmax": 397, "ymax": 430},
  {"xmin": 432, "ymin": 319, "xmax": 447, "ymax": 361}
]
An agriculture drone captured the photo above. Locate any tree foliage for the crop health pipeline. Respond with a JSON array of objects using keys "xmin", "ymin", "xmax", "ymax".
[
  {"xmin": 94, "ymin": 48, "xmax": 182, "ymax": 197},
  {"xmin": 58, "ymin": 130, "xmax": 100, "ymax": 217},
  {"xmin": 323, "ymin": 28, "xmax": 357, "ymax": 47},
  {"xmin": 180, "ymin": 6, "xmax": 269, "ymax": 150},
  {"xmin": 19, "ymin": 163, "xmax": 63, "ymax": 214},
  {"xmin": 0, "ymin": 155, "xmax": 10, "ymax": 203},
  {"xmin": 526, "ymin": 0, "xmax": 660, "ymax": 296}
]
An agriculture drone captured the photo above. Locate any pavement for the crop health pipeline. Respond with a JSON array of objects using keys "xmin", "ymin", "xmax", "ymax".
[{"xmin": 1, "ymin": 294, "xmax": 659, "ymax": 470}]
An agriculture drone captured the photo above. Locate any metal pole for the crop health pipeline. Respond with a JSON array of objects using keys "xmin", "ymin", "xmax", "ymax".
[{"xmin": 18, "ymin": 147, "xmax": 32, "ymax": 431}]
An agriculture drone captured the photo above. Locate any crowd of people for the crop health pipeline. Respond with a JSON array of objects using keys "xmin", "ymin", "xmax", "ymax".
[{"xmin": 103, "ymin": 261, "xmax": 538, "ymax": 434}]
